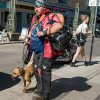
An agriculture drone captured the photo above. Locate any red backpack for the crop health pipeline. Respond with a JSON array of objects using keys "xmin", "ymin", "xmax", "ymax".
[{"xmin": 44, "ymin": 13, "xmax": 64, "ymax": 58}]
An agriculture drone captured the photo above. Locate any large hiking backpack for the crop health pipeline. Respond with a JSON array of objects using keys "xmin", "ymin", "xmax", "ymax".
[
  {"xmin": 46, "ymin": 13, "xmax": 72, "ymax": 51},
  {"xmin": 30, "ymin": 22, "xmax": 44, "ymax": 53},
  {"xmin": 49, "ymin": 25, "xmax": 72, "ymax": 51}
]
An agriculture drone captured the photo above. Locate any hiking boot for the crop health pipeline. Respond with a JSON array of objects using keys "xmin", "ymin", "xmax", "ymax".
[
  {"xmin": 70, "ymin": 62, "xmax": 78, "ymax": 67},
  {"xmin": 33, "ymin": 89, "xmax": 38, "ymax": 94},
  {"xmin": 84, "ymin": 61, "xmax": 88, "ymax": 66},
  {"xmin": 32, "ymin": 94, "xmax": 44, "ymax": 100}
]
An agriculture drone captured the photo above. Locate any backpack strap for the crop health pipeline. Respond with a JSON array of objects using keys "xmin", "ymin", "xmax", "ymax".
[
  {"xmin": 28, "ymin": 14, "xmax": 46, "ymax": 38},
  {"xmin": 47, "ymin": 13, "xmax": 63, "ymax": 24},
  {"xmin": 46, "ymin": 13, "xmax": 61, "ymax": 26},
  {"xmin": 55, "ymin": 13, "xmax": 64, "ymax": 25}
]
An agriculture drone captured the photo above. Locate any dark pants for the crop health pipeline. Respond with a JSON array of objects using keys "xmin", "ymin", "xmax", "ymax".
[{"xmin": 33, "ymin": 53, "xmax": 52, "ymax": 99}]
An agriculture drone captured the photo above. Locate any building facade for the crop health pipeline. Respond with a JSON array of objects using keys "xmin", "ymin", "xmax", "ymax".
[
  {"xmin": 47, "ymin": 0, "xmax": 90, "ymax": 27},
  {"xmin": 0, "ymin": 0, "xmax": 35, "ymax": 32},
  {"xmin": 0, "ymin": 0, "xmax": 100, "ymax": 33},
  {"xmin": 15, "ymin": 0, "xmax": 35, "ymax": 32},
  {"xmin": 0, "ymin": 0, "xmax": 9, "ymax": 30}
]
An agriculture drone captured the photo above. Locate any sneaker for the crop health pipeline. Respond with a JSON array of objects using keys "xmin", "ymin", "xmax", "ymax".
[
  {"xmin": 70, "ymin": 62, "xmax": 78, "ymax": 67},
  {"xmin": 84, "ymin": 61, "xmax": 88, "ymax": 66}
]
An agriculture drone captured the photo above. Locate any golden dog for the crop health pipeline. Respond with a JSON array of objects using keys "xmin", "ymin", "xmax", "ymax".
[{"xmin": 12, "ymin": 66, "xmax": 36, "ymax": 93}]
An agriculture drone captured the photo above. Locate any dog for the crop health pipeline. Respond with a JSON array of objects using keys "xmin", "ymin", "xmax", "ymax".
[{"xmin": 12, "ymin": 66, "xmax": 37, "ymax": 93}]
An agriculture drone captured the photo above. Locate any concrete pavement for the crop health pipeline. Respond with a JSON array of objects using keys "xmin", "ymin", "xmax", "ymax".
[
  {"xmin": 0, "ymin": 56, "xmax": 100, "ymax": 100},
  {"xmin": 0, "ymin": 40, "xmax": 23, "ymax": 45}
]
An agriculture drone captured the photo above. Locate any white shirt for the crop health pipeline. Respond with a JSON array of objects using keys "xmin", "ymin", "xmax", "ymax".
[{"xmin": 76, "ymin": 22, "xmax": 88, "ymax": 34}]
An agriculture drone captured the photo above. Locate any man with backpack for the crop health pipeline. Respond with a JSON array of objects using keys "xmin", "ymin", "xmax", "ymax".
[{"xmin": 28, "ymin": 0, "xmax": 63, "ymax": 100}]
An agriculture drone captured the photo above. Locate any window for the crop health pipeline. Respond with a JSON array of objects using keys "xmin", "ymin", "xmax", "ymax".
[
  {"xmin": 58, "ymin": 0, "xmax": 69, "ymax": 4},
  {"xmin": 16, "ymin": 4, "xmax": 34, "ymax": 11},
  {"xmin": 27, "ymin": 14, "xmax": 33, "ymax": 25},
  {"xmin": 98, "ymin": 7, "xmax": 100, "ymax": 12}
]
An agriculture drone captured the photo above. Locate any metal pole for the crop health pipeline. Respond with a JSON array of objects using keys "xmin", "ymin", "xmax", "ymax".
[
  {"xmin": 12, "ymin": 0, "xmax": 16, "ymax": 32},
  {"xmin": 73, "ymin": 3, "xmax": 79, "ymax": 31},
  {"xmin": 89, "ymin": 0, "xmax": 98, "ymax": 65}
]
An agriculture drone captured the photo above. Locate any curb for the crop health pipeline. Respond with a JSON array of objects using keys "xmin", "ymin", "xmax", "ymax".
[
  {"xmin": 0, "ymin": 41, "xmax": 24, "ymax": 45},
  {"xmin": 0, "ymin": 37, "xmax": 93, "ymax": 45}
]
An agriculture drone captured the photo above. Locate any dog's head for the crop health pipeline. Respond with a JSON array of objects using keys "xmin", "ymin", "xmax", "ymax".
[{"xmin": 12, "ymin": 67, "xmax": 24, "ymax": 79}]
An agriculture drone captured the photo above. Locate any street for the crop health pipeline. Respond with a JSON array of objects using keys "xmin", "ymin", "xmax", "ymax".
[
  {"xmin": 0, "ymin": 37, "xmax": 100, "ymax": 100},
  {"xmin": 0, "ymin": 37, "xmax": 100, "ymax": 74},
  {"xmin": 0, "ymin": 43, "xmax": 23, "ymax": 73}
]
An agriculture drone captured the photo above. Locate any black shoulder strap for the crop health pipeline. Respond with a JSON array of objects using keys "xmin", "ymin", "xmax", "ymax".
[{"xmin": 46, "ymin": 13, "xmax": 57, "ymax": 25}]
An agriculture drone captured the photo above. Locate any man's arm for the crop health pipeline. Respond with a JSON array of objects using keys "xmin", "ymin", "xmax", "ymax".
[
  {"xmin": 37, "ymin": 14, "xmax": 63, "ymax": 37},
  {"xmin": 48, "ymin": 13, "xmax": 63, "ymax": 34},
  {"xmin": 49, "ymin": 22, "xmax": 63, "ymax": 34}
]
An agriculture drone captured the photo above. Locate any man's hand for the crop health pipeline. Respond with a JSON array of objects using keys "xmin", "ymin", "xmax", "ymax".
[
  {"xmin": 24, "ymin": 38, "xmax": 28, "ymax": 44},
  {"xmin": 86, "ymin": 30, "xmax": 92, "ymax": 37},
  {"xmin": 37, "ymin": 31, "xmax": 44, "ymax": 37},
  {"xmin": 37, "ymin": 26, "xmax": 50, "ymax": 37},
  {"xmin": 24, "ymin": 37, "xmax": 30, "ymax": 45}
]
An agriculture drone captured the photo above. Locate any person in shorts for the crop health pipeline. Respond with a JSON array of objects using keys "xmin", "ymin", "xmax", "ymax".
[{"xmin": 71, "ymin": 15, "xmax": 91, "ymax": 67}]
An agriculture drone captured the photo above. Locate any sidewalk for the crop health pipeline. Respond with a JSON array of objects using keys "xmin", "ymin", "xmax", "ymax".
[
  {"xmin": 0, "ymin": 40, "xmax": 23, "ymax": 45},
  {"xmin": 0, "ymin": 33, "xmax": 93, "ymax": 45},
  {"xmin": 0, "ymin": 57, "xmax": 100, "ymax": 100}
]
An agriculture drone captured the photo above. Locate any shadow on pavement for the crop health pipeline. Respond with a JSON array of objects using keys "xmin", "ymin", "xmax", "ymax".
[
  {"xmin": 51, "ymin": 77, "xmax": 92, "ymax": 99},
  {"xmin": 75, "ymin": 61, "xmax": 100, "ymax": 66},
  {"xmin": 0, "ymin": 72, "xmax": 21, "ymax": 91},
  {"xmin": 89, "ymin": 61, "xmax": 100, "ymax": 66},
  {"xmin": 52, "ymin": 60, "xmax": 71, "ymax": 69},
  {"xmin": 52, "ymin": 61, "xmax": 65, "ymax": 69}
]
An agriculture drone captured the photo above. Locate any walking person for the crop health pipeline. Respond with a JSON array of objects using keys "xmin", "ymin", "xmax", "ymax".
[
  {"xmin": 27, "ymin": 0, "xmax": 63, "ymax": 100},
  {"xmin": 71, "ymin": 15, "xmax": 90, "ymax": 67}
]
